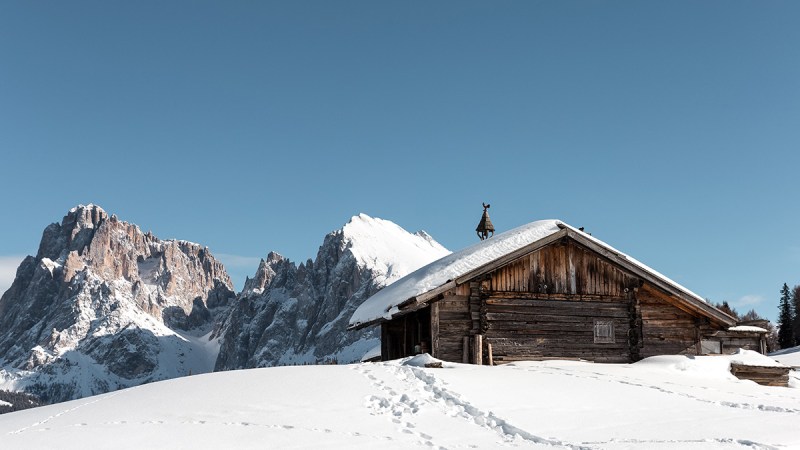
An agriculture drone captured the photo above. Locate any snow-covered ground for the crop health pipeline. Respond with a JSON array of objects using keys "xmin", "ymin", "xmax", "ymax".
[
  {"xmin": 1, "ymin": 351, "xmax": 797, "ymax": 449},
  {"xmin": 770, "ymin": 346, "xmax": 800, "ymax": 388},
  {"xmin": 771, "ymin": 346, "xmax": 800, "ymax": 367}
]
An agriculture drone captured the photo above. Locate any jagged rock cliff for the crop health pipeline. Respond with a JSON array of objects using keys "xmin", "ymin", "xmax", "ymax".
[
  {"xmin": 0, "ymin": 205, "xmax": 235, "ymax": 403},
  {"xmin": 0, "ymin": 207, "xmax": 448, "ymax": 403},
  {"xmin": 214, "ymin": 214, "xmax": 449, "ymax": 369}
]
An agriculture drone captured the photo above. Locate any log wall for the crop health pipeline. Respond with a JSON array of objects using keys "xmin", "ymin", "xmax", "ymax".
[
  {"xmin": 478, "ymin": 240, "xmax": 640, "ymax": 363},
  {"xmin": 486, "ymin": 240, "xmax": 640, "ymax": 297},
  {"xmin": 423, "ymin": 237, "xmax": 738, "ymax": 364},
  {"xmin": 636, "ymin": 283, "xmax": 719, "ymax": 358},
  {"xmin": 434, "ymin": 285, "xmax": 472, "ymax": 363},
  {"xmin": 483, "ymin": 295, "xmax": 632, "ymax": 363}
]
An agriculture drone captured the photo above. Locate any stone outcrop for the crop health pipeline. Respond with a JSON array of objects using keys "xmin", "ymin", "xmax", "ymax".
[{"xmin": 0, "ymin": 205, "xmax": 235, "ymax": 403}]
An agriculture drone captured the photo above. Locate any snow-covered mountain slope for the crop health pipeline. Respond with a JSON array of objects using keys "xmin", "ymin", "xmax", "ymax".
[
  {"xmin": 0, "ymin": 352, "xmax": 797, "ymax": 449},
  {"xmin": 214, "ymin": 214, "xmax": 450, "ymax": 369},
  {"xmin": 0, "ymin": 205, "xmax": 235, "ymax": 403},
  {"xmin": 0, "ymin": 390, "xmax": 40, "ymax": 414}
]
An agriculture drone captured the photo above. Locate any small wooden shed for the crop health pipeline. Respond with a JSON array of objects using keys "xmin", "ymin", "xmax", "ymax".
[{"xmin": 349, "ymin": 220, "xmax": 766, "ymax": 364}]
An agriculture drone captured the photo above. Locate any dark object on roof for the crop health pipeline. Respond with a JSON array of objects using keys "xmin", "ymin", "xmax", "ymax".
[{"xmin": 476, "ymin": 203, "xmax": 495, "ymax": 240}]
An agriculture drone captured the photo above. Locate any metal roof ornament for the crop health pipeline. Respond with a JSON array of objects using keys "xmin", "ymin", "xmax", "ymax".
[{"xmin": 475, "ymin": 202, "xmax": 495, "ymax": 240}]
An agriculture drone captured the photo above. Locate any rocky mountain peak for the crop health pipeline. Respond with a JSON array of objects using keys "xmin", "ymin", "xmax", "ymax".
[
  {"xmin": 414, "ymin": 229, "xmax": 436, "ymax": 243},
  {"xmin": 2, "ymin": 206, "xmax": 451, "ymax": 404},
  {"xmin": 214, "ymin": 214, "xmax": 449, "ymax": 370},
  {"xmin": 36, "ymin": 204, "xmax": 109, "ymax": 261},
  {"xmin": 241, "ymin": 252, "xmax": 287, "ymax": 296},
  {"xmin": 335, "ymin": 213, "xmax": 449, "ymax": 287},
  {"xmin": 67, "ymin": 203, "xmax": 108, "ymax": 227},
  {"xmin": 265, "ymin": 251, "xmax": 284, "ymax": 264},
  {"xmin": 0, "ymin": 204, "xmax": 235, "ymax": 403}
]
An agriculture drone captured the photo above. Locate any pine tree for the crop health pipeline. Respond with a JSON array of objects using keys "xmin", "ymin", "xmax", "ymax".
[
  {"xmin": 715, "ymin": 301, "xmax": 739, "ymax": 319},
  {"xmin": 777, "ymin": 283, "xmax": 796, "ymax": 349},
  {"xmin": 793, "ymin": 285, "xmax": 800, "ymax": 345}
]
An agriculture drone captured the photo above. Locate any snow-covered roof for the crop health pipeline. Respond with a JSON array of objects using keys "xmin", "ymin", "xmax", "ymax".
[
  {"xmin": 350, "ymin": 220, "xmax": 562, "ymax": 328},
  {"xmin": 730, "ymin": 348, "xmax": 786, "ymax": 368},
  {"xmin": 728, "ymin": 325, "xmax": 769, "ymax": 333},
  {"xmin": 349, "ymin": 219, "xmax": 734, "ymax": 329}
]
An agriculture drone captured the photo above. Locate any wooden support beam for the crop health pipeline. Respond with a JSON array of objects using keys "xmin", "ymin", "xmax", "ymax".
[
  {"xmin": 381, "ymin": 323, "xmax": 388, "ymax": 361},
  {"xmin": 473, "ymin": 334, "xmax": 483, "ymax": 365},
  {"xmin": 462, "ymin": 336, "xmax": 469, "ymax": 364},
  {"xmin": 695, "ymin": 325, "xmax": 701, "ymax": 355},
  {"xmin": 431, "ymin": 301, "xmax": 440, "ymax": 358},
  {"xmin": 403, "ymin": 316, "xmax": 408, "ymax": 356},
  {"xmin": 487, "ymin": 343, "xmax": 494, "ymax": 366}
]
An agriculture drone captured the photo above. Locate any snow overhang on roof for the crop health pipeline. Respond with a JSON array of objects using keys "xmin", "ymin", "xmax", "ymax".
[
  {"xmin": 348, "ymin": 219, "xmax": 737, "ymax": 330},
  {"xmin": 728, "ymin": 325, "xmax": 769, "ymax": 333}
]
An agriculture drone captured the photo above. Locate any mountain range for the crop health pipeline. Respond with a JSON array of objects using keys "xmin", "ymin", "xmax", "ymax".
[{"xmin": 0, "ymin": 205, "xmax": 448, "ymax": 404}]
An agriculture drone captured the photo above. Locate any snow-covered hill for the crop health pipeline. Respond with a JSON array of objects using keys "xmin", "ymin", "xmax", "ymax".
[
  {"xmin": 0, "ymin": 205, "xmax": 235, "ymax": 403},
  {"xmin": 214, "ymin": 214, "xmax": 450, "ymax": 369},
  {"xmin": 0, "ymin": 352, "xmax": 797, "ymax": 449},
  {"xmin": 770, "ymin": 346, "xmax": 800, "ymax": 367}
]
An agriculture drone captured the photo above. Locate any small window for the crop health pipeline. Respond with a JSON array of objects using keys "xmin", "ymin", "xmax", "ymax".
[{"xmin": 594, "ymin": 320, "xmax": 615, "ymax": 344}]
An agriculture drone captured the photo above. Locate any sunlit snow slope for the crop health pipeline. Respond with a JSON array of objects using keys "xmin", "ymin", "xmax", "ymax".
[{"xmin": 0, "ymin": 352, "xmax": 797, "ymax": 449}]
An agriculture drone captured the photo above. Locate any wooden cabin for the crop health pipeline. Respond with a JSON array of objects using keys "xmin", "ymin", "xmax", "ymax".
[{"xmin": 349, "ymin": 220, "xmax": 767, "ymax": 364}]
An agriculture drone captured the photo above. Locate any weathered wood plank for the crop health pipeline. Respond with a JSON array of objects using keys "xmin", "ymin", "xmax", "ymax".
[
  {"xmin": 486, "ymin": 305, "xmax": 629, "ymax": 318},
  {"xmin": 431, "ymin": 301, "xmax": 440, "ymax": 358},
  {"xmin": 489, "ymin": 350, "xmax": 629, "ymax": 359},
  {"xmin": 439, "ymin": 297, "xmax": 469, "ymax": 310},
  {"xmin": 489, "ymin": 311, "xmax": 629, "ymax": 323},
  {"xmin": 485, "ymin": 297, "xmax": 628, "ymax": 307},
  {"xmin": 487, "ymin": 321, "xmax": 627, "ymax": 333},
  {"xmin": 473, "ymin": 335, "xmax": 483, "ymax": 365},
  {"xmin": 440, "ymin": 311, "xmax": 470, "ymax": 320},
  {"xmin": 485, "ymin": 291, "xmax": 629, "ymax": 302},
  {"xmin": 486, "ymin": 338, "xmax": 628, "ymax": 349},
  {"xmin": 730, "ymin": 363, "xmax": 790, "ymax": 387}
]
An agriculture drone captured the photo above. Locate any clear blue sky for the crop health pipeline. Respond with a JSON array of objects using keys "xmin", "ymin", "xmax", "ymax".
[{"xmin": 1, "ymin": 2, "xmax": 798, "ymax": 322}]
